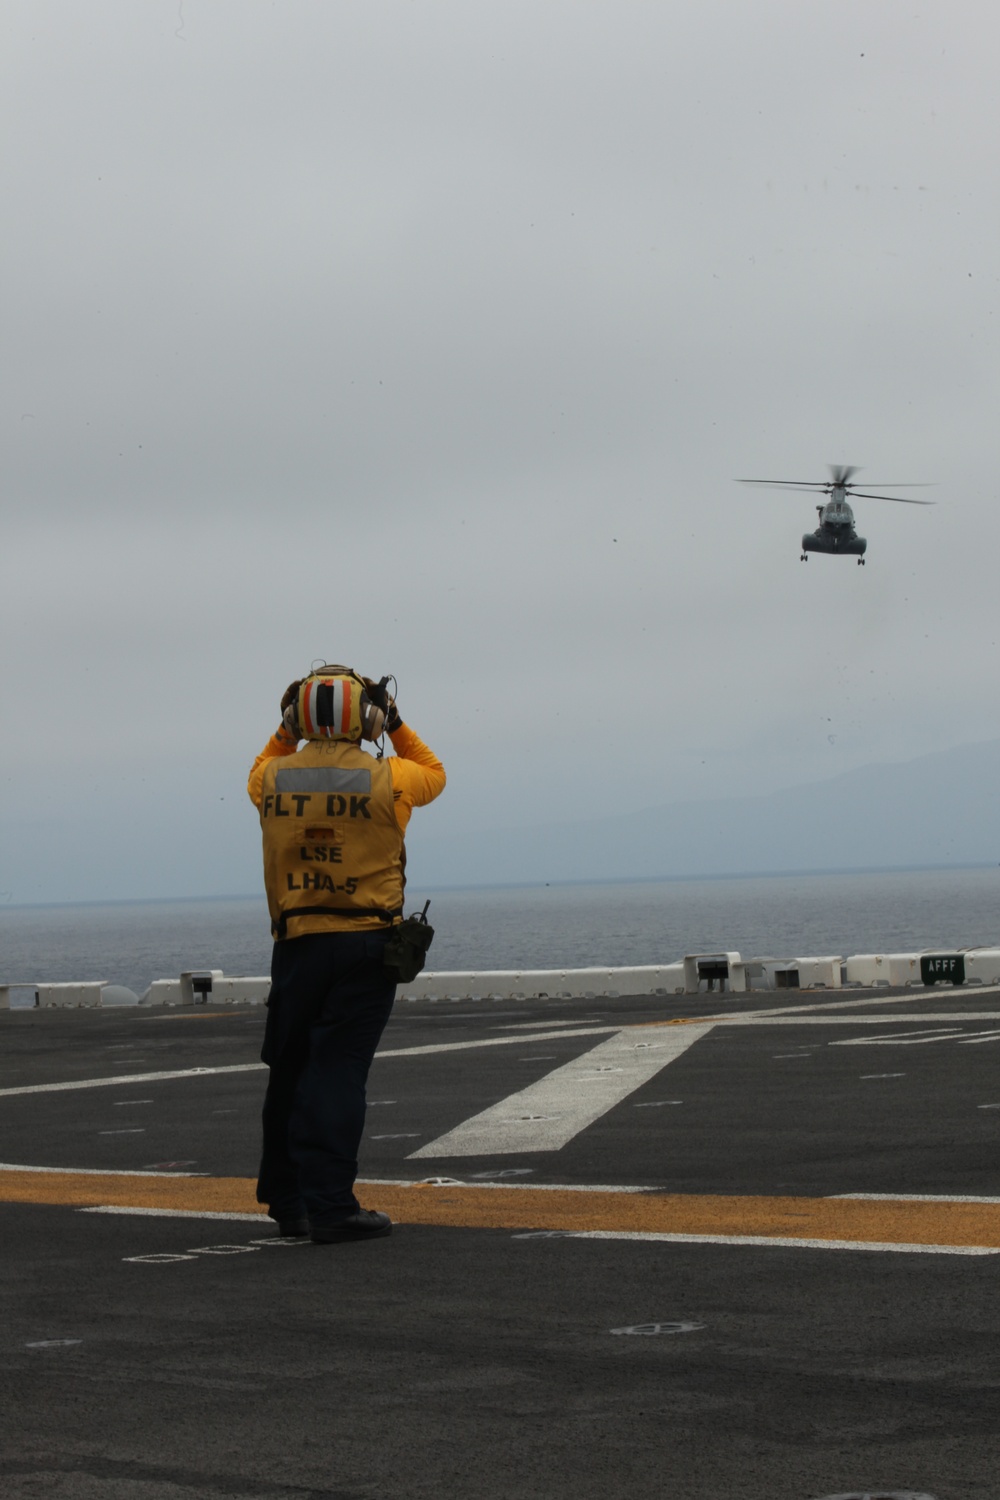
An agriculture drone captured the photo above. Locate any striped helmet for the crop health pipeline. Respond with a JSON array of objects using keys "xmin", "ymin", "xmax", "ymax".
[{"xmin": 297, "ymin": 667, "xmax": 366, "ymax": 741}]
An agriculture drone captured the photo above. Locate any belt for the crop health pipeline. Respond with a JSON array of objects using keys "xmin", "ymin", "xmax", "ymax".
[{"xmin": 272, "ymin": 904, "xmax": 403, "ymax": 941}]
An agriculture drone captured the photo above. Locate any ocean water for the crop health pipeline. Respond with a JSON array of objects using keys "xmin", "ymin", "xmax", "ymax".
[{"xmin": 2, "ymin": 866, "xmax": 999, "ymax": 1004}]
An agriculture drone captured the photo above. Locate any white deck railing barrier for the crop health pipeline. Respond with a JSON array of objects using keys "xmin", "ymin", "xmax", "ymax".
[
  {"xmin": 31, "ymin": 982, "xmax": 141, "ymax": 1008},
  {"xmin": 5, "ymin": 946, "xmax": 1000, "ymax": 1007}
]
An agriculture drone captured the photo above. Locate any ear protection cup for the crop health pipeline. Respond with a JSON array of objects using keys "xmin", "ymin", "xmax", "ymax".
[{"xmin": 359, "ymin": 697, "xmax": 386, "ymax": 742}]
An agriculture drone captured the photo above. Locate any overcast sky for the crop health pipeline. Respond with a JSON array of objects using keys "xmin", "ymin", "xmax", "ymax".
[{"xmin": 2, "ymin": 1, "xmax": 998, "ymax": 904}]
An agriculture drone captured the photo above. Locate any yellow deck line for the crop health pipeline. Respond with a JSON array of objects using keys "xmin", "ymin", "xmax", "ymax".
[{"xmin": 3, "ymin": 1168, "xmax": 1000, "ymax": 1249}]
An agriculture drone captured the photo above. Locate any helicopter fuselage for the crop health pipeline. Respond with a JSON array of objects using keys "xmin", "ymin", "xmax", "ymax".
[
  {"xmin": 740, "ymin": 465, "xmax": 929, "ymax": 566},
  {"xmin": 801, "ymin": 490, "xmax": 866, "ymax": 557}
]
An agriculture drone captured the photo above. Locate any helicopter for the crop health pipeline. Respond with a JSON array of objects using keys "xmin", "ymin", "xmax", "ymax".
[{"xmin": 738, "ymin": 465, "xmax": 933, "ymax": 563}]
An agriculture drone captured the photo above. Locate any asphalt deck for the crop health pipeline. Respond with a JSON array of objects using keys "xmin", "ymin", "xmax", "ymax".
[{"xmin": 2, "ymin": 984, "xmax": 1000, "ymax": 1500}]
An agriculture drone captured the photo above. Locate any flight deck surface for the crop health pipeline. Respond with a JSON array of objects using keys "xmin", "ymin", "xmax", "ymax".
[{"xmin": 2, "ymin": 986, "xmax": 1000, "ymax": 1500}]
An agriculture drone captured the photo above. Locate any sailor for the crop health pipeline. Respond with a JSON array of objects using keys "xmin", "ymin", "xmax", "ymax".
[{"xmin": 247, "ymin": 665, "xmax": 445, "ymax": 1243}]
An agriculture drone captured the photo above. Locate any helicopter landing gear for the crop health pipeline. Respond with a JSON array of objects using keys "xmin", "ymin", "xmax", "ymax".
[
  {"xmin": 800, "ymin": 553, "xmax": 808, "ymax": 562},
  {"xmin": 857, "ymin": 557, "xmax": 866, "ymax": 566}
]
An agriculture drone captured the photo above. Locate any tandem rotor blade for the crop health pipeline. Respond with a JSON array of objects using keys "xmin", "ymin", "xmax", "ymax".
[
  {"xmin": 737, "ymin": 479, "xmax": 832, "ymax": 492},
  {"xmin": 848, "ymin": 490, "xmax": 935, "ymax": 504}
]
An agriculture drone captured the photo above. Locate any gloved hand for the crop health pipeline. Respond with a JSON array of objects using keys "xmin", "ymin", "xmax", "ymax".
[
  {"xmin": 363, "ymin": 676, "xmax": 402, "ymax": 732},
  {"xmin": 362, "ymin": 675, "xmax": 388, "ymax": 711},
  {"xmin": 280, "ymin": 679, "xmax": 302, "ymax": 739}
]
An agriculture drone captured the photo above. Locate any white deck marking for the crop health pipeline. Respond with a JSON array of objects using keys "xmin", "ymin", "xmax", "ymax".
[
  {"xmin": 4, "ymin": 1009, "xmax": 999, "ymax": 1103},
  {"xmin": 361, "ymin": 1176, "xmax": 660, "ymax": 1192},
  {"xmin": 0, "ymin": 1028, "xmax": 617, "ymax": 1099},
  {"xmin": 377, "ymin": 1026, "xmax": 616, "ymax": 1058},
  {"xmin": 408, "ymin": 1024, "xmax": 716, "ymax": 1157},
  {"xmin": 565, "ymin": 1231, "xmax": 1000, "ymax": 1256},
  {"xmin": 78, "ymin": 1179, "xmax": 663, "ymax": 1209},
  {"xmin": 0, "ymin": 1161, "xmax": 207, "ymax": 1177},
  {"xmin": 832, "ymin": 1029, "xmax": 967, "ymax": 1047},
  {"xmin": 79, "ymin": 1208, "xmax": 1000, "ymax": 1257},
  {"xmin": 81, "ymin": 1206, "xmax": 264, "ymax": 1220},
  {"xmin": 500, "ymin": 1019, "xmax": 606, "ymax": 1030},
  {"xmin": 832, "ymin": 1026, "xmax": 1000, "ymax": 1047},
  {"xmin": 830, "ymin": 1193, "xmax": 1000, "ymax": 1203},
  {"xmin": 710, "ymin": 985, "xmax": 1000, "ymax": 1022},
  {"xmin": 0, "ymin": 1063, "xmax": 267, "ymax": 1098},
  {"xmin": 717, "ymin": 1014, "xmax": 1000, "ymax": 1026}
]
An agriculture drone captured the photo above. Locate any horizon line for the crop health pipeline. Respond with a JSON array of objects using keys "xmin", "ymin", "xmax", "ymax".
[{"xmin": 2, "ymin": 860, "xmax": 998, "ymax": 913}]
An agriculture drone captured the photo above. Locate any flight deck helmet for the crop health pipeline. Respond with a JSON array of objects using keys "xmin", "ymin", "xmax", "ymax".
[{"xmin": 295, "ymin": 665, "xmax": 386, "ymax": 743}]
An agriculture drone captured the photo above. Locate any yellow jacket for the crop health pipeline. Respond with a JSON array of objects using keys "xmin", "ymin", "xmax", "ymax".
[{"xmin": 247, "ymin": 723, "xmax": 445, "ymax": 939}]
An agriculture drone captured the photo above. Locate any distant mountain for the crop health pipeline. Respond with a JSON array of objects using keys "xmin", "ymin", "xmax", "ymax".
[{"xmin": 413, "ymin": 739, "xmax": 1000, "ymax": 887}]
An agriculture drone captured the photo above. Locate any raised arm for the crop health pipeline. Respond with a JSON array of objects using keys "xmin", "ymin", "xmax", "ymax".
[
  {"xmin": 387, "ymin": 723, "xmax": 446, "ymax": 832},
  {"xmin": 247, "ymin": 725, "xmax": 299, "ymax": 809}
]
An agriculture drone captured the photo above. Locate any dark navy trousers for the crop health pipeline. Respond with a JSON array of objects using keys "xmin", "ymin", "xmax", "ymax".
[{"xmin": 256, "ymin": 931, "xmax": 397, "ymax": 1227}]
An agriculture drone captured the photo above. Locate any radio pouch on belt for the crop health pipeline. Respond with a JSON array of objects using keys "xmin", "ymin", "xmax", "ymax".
[{"xmin": 383, "ymin": 900, "xmax": 434, "ymax": 984}]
